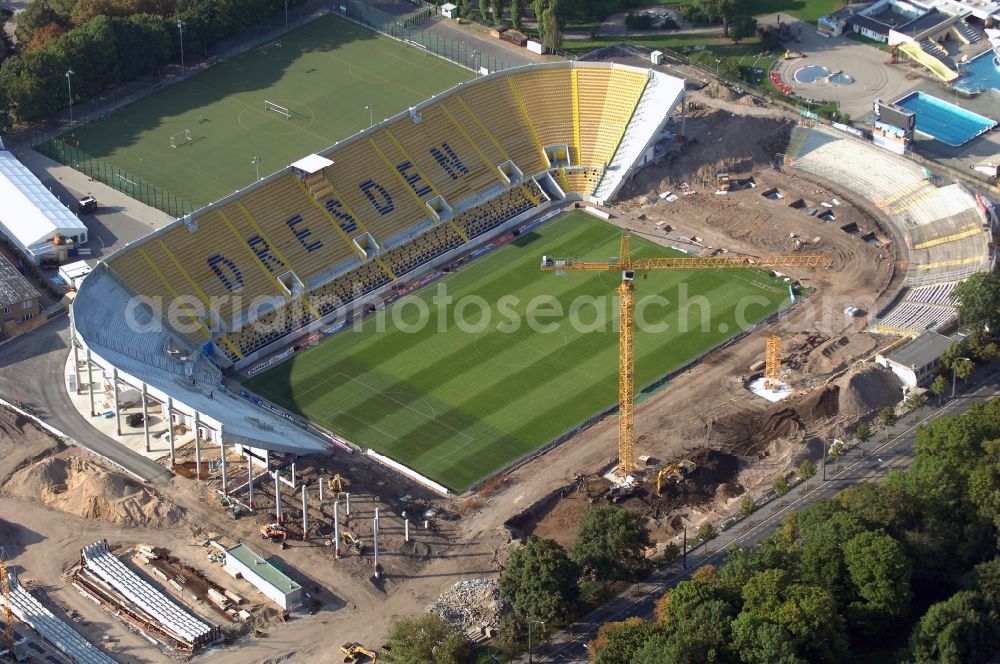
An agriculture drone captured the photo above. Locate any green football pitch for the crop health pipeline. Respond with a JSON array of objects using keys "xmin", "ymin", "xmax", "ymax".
[
  {"xmin": 242, "ymin": 211, "xmax": 790, "ymax": 492},
  {"xmin": 63, "ymin": 14, "xmax": 470, "ymax": 206}
]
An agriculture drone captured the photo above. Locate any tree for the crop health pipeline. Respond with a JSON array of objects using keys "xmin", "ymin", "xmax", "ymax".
[
  {"xmin": 905, "ymin": 391, "xmax": 924, "ymax": 412},
  {"xmin": 479, "ymin": 0, "xmax": 490, "ymax": 20},
  {"xmin": 931, "ymin": 374, "xmax": 948, "ymax": 406},
  {"xmin": 843, "ymin": 531, "xmax": 913, "ymax": 633},
  {"xmin": 955, "ymin": 357, "xmax": 976, "ymax": 385},
  {"xmin": 967, "ymin": 439, "xmax": 1000, "ymax": 532},
  {"xmin": 660, "ymin": 542, "xmax": 681, "ymax": 567},
  {"xmin": 693, "ymin": 0, "xmax": 750, "ymax": 38},
  {"xmin": 940, "ymin": 340, "xmax": 966, "ymax": 372},
  {"xmin": 497, "ymin": 613, "xmax": 526, "ymax": 655},
  {"xmin": 541, "ymin": 5, "xmax": 561, "ymax": 51},
  {"xmin": 909, "ymin": 591, "xmax": 1000, "ymax": 664},
  {"xmin": 697, "ymin": 522, "xmax": 716, "ymax": 543},
  {"xmin": 113, "ymin": 14, "xmax": 172, "ymax": 81},
  {"xmin": 509, "ymin": 0, "xmax": 523, "ymax": 28},
  {"xmin": 25, "ymin": 22, "xmax": 65, "ymax": 51},
  {"xmin": 589, "ymin": 617, "xmax": 659, "ymax": 664},
  {"xmin": 570, "ymin": 504, "xmax": 651, "ymax": 581},
  {"xmin": 386, "ymin": 613, "xmax": 470, "ymax": 664},
  {"xmin": 740, "ymin": 495, "xmax": 756, "ymax": 517},
  {"xmin": 649, "ymin": 599, "xmax": 737, "ymax": 663},
  {"xmin": 499, "ymin": 536, "xmax": 580, "ymax": 622},
  {"xmin": 15, "ymin": 0, "xmax": 65, "ymax": 45},
  {"xmin": 967, "ymin": 558, "xmax": 1000, "ymax": 606},
  {"xmin": 492, "ymin": 0, "xmax": 503, "ymax": 22},
  {"xmin": 729, "ymin": 14, "xmax": 756, "ymax": 43},
  {"xmin": 0, "ymin": 46, "xmax": 68, "ymax": 122},
  {"xmin": 731, "ymin": 614, "xmax": 805, "ymax": 664},
  {"xmin": 798, "ymin": 459, "xmax": 816, "ymax": 480},
  {"xmin": 773, "ymin": 476, "xmax": 789, "ymax": 497},
  {"xmin": 951, "ymin": 271, "xmax": 1000, "ymax": 333},
  {"xmin": 879, "ymin": 406, "xmax": 897, "ymax": 427},
  {"xmin": 854, "ymin": 422, "xmax": 871, "ymax": 443}
]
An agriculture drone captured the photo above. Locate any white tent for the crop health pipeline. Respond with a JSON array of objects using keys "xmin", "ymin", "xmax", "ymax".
[{"xmin": 0, "ymin": 151, "xmax": 88, "ymax": 263}]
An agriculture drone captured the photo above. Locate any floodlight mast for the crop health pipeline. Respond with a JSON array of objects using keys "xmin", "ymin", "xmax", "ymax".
[{"xmin": 540, "ymin": 231, "xmax": 832, "ymax": 476}]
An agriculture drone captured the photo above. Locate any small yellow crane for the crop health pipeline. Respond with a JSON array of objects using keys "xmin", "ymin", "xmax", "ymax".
[
  {"xmin": 764, "ymin": 335, "xmax": 782, "ymax": 389},
  {"xmin": 541, "ymin": 231, "xmax": 831, "ymax": 476}
]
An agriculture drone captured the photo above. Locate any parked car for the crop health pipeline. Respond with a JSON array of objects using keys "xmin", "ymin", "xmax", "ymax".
[{"xmin": 78, "ymin": 196, "xmax": 97, "ymax": 214}]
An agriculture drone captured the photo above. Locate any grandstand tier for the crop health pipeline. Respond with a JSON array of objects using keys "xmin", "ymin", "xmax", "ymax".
[
  {"xmin": 74, "ymin": 61, "xmax": 684, "ymax": 458},
  {"xmin": 789, "ymin": 124, "xmax": 994, "ymax": 336}
]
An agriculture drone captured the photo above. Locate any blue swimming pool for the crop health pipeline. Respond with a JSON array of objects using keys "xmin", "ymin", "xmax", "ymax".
[
  {"xmin": 894, "ymin": 91, "xmax": 996, "ymax": 146},
  {"xmin": 955, "ymin": 51, "xmax": 1000, "ymax": 93}
]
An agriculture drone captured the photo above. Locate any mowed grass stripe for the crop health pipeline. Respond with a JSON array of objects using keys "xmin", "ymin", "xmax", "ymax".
[
  {"xmin": 243, "ymin": 212, "xmax": 789, "ymax": 491},
  {"xmin": 65, "ymin": 15, "xmax": 470, "ymax": 205}
]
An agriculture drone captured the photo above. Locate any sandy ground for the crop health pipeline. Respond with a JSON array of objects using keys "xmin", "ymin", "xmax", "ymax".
[{"xmin": 1, "ymin": 96, "xmax": 911, "ymax": 662}]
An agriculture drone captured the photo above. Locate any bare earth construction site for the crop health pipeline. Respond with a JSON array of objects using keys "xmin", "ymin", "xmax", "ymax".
[{"xmin": 4, "ymin": 77, "xmax": 985, "ymax": 660}]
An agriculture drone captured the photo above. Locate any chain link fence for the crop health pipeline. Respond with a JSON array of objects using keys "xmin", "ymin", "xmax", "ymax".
[
  {"xmin": 337, "ymin": 0, "xmax": 515, "ymax": 73},
  {"xmin": 35, "ymin": 137, "xmax": 198, "ymax": 218}
]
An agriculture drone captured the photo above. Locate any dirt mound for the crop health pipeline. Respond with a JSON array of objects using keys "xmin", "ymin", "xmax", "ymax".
[
  {"xmin": 794, "ymin": 385, "xmax": 841, "ymax": 423},
  {"xmin": 736, "ymin": 94, "xmax": 762, "ymax": 106},
  {"xmin": 835, "ymin": 364, "xmax": 901, "ymax": 417},
  {"xmin": 4, "ymin": 456, "xmax": 182, "ymax": 528},
  {"xmin": 714, "ymin": 407, "xmax": 802, "ymax": 457}
]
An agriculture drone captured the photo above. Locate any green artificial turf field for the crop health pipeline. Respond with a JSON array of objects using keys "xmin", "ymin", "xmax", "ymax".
[
  {"xmin": 61, "ymin": 14, "xmax": 470, "ymax": 206},
  {"xmin": 243, "ymin": 211, "xmax": 790, "ymax": 492}
]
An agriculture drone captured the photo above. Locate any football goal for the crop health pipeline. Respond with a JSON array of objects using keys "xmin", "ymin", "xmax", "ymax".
[
  {"xmin": 264, "ymin": 100, "xmax": 292, "ymax": 119},
  {"xmin": 170, "ymin": 129, "xmax": 192, "ymax": 148}
]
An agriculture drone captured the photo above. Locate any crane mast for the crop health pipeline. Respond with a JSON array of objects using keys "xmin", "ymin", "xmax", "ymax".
[{"xmin": 542, "ymin": 230, "xmax": 831, "ymax": 476}]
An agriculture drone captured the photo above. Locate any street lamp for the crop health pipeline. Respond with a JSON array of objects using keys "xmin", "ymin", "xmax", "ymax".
[
  {"xmin": 952, "ymin": 356, "xmax": 971, "ymax": 398},
  {"xmin": 471, "ymin": 49, "xmax": 481, "ymax": 77},
  {"xmin": 177, "ymin": 20, "xmax": 185, "ymax": 73},
  {"xmin": 527, "ymin": 619, "xmax": 545, "ymax": 664},
  {"xmin": 365, "ymin": 104, "xmax": 374, "ymax": 128},
  {"xmin": 250, "ymin": 156, "xmax": 262, "ymax": 181},
  {"xmin": 65, "ymin": 69, "xmax": 74, "ymax": 124}
]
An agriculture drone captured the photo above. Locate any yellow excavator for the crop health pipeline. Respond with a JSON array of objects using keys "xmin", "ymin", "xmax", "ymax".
[
  {"xmin": 341, "ymin": 642, "xmax": 378, "ymax": 663},
  {"xmin": 341, "ymin": 530, "xmax": 364, "ymax": 554},
  {"xmin": 657, "ymin": 460, "xmax": 698, "ymax": 494},
  {"xmin": 260, "ymin": 523, "xmax": 288, "ymax": 549}
]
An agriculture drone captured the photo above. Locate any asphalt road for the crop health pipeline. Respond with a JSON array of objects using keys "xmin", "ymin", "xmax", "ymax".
[
  {"xmin": 0, "ymin": 315, "xmax": 172, "ymax": 483},
  {"xmin": 524, "ymin": 368, "xmax": 1000, "ymax": 663}
]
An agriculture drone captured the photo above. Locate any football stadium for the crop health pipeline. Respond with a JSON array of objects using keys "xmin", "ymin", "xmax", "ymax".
[{"xmin": 71, "ymin": 60, "xmax": 700, "ymax": 492}]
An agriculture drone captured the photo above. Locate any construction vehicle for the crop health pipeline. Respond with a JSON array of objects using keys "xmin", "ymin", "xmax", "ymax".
[
  {"xmin": 657, "ymin": 460, "xmax": 698, "ymax": 494},
  {"xmin": 716, "ymin": 172, "xmax": 730, "ymax": 191},
  {"xmin": 259, "ymin": 524, "xmax": 288, "ymax": 549},
  {"xmin": 341, "ymin": 530, "xmax": 364, "ymax": 554},
  {"xmin": 541, "ymin": 232, "xmax": 831, "ymax": 476},
  {"xmin": 340, "ymin": 641, "xmax": 377, "ymax": 663},
  {"xmin": 219, "ymin": 495, "xmax": 241, "ymax": 520},
  {"xmin": 328, "ymin": 474, "xmax": 344, "ymax": 495}
]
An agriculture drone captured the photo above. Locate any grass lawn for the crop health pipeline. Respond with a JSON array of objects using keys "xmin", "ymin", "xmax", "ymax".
[
  {"xmin": 60, "ymin": 14, "xmax": 470, "ymax": 207},
  {"xmin": 242, "ymin": 211, "xmax": 789, "ymax": 493}
]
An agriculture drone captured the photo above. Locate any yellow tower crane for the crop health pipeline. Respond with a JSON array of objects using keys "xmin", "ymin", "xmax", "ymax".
[
  {"xmin": 541, "ymin": 231, "xmax": 831, "ymax": 476},
  {"xmin": 764, "ymin": 335, "xmax": 782, "ymax": 389}
]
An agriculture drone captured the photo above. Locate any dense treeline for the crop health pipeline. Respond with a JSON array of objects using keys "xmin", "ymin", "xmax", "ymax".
[
  {"xmin": 0, "ymin": 0, "xmax": 295, "ymax": 128},
  {"xmin": 586, "ymin": 398, "xmax": 1000, "ymax": 663}
]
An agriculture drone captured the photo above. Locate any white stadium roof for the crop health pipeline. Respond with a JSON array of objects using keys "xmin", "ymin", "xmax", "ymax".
[{"xmin": 0, "ymin": 151, "xmax": 88, "ymax": 261}]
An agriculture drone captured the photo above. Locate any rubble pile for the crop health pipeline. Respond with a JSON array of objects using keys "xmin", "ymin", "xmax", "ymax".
[{"xmin": 426, "ymin": 578, "xmax": 506, "ymax": 631}]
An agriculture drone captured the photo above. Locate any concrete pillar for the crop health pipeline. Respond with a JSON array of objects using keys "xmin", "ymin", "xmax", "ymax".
[
  {"xmin": 71, "ymin": 324, "xmax": 81, "ymax": 395},
  {"xmin": 166, "ymin": 397, "xmax": 176, "ymax": 465},
  {"xmin": 193, "ymin": 411, "xmax": 201, "ymax": 481},
  {"xmin": 112, "ymin": 368, "xmax": 121, "ymax": 436},
  {"xmin": 373, "ymin": 510, "xmax": 379, "ymax": 578},
  {"xmin": 319, "ymin": 479, "xmax": 324, "ymax": 503},
  {"xmin": 219, "ymin": 427, "xmax": 228, "ymax": 495},
  {"xmin": 405, "ymin": 518, "xmax": 409, "ymax": 542},
  {"xmin": 346, "ymin": 492, "xmax": 350, "ymax": 516},
  {"xmin": 301, "ymin": 484, "xmax": 308, "ymax": 540},
  {"xmin": 274, "ymin": 471, "xmax": 282, "ymax": 523},
  {"xmin": 290, "ymin": 462, "xmax": 296, "ymax": 490},
  {"xmin": 141, "ymin": 382, "xmax": 150, "ymax": 452},
  {"xmin": 247, "ymin": 459, "xmax": 254, "ymax": 510},
  {"xmin": 86, "ymin": 349, "xmax": 95, "ymax": 416},
  {"xmin": 334, "ymin": 500, "xmax": 340, "ymax": 558}
]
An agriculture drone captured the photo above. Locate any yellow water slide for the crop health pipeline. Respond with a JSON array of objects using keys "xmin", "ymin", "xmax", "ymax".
[{"xmin": 898, "ymin": 41, "xmax": 958, "ymax": 82}]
